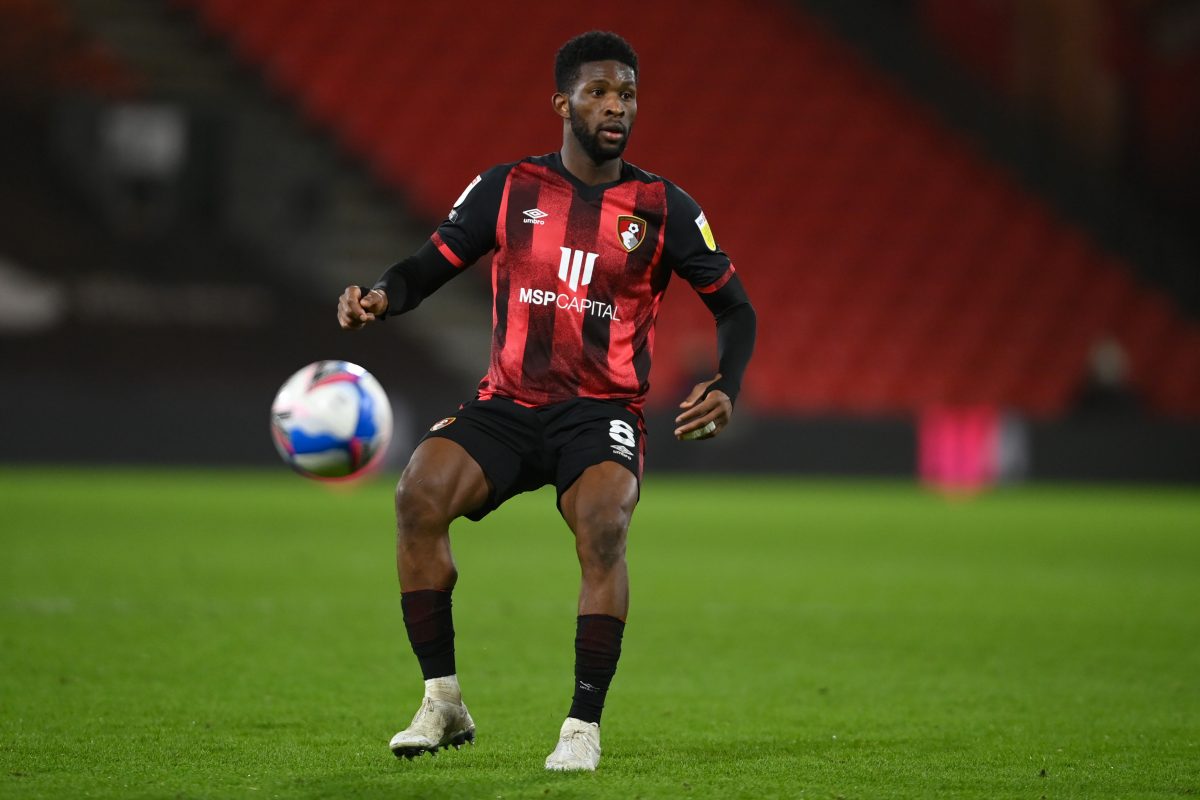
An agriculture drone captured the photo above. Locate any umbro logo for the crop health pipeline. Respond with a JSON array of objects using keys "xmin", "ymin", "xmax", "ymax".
[
  {"xmin": 523, "ymin": 208, "xmax": 548, "ymax": 225},
  {"xmin": 610, "ymin": 444, "xmax": 634, "ymax": 460}
]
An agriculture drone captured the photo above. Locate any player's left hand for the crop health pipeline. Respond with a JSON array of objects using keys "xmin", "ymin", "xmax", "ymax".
[{"xmin": 674, "ymin": 375, "xmax": 732, "ymax": 441}]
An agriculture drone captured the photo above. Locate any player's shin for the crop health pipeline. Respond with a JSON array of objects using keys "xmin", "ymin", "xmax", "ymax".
[
  {"xmin": 568, "ymin": 614, "xmax": 625, "ymax": 724},
  {"xmin": 400, "ymin": 589, "xmax": 457, "ymax": 684}
]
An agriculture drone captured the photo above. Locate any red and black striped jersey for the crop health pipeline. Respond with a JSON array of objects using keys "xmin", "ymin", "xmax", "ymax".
[{"xmin": 429, "ymin": 152, "xmax": 735, "ymax": 413}]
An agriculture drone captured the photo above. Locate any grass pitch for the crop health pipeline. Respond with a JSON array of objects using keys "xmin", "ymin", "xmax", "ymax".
[{"xmin": 2, "ymin": 468, "xmax": 1198, "ymax": 799}]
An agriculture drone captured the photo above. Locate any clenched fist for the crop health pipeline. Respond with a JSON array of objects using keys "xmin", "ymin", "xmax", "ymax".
[{"xmin": 337, "ymin": 286, "xmax": 388, "ymax": 330}]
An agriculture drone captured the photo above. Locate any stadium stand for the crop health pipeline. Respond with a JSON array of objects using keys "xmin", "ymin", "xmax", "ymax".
[
  {"xmin": 0, "ymin": 0, "xmax": 137, "ymax": 98},
  {"xmin": 175, "ymin": 0, "xmax": 1199, "ymax": 418}
]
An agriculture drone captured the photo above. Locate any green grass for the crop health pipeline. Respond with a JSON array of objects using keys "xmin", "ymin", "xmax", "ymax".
[{"xmin": 1, "ymin": 468, "xmax": 1198, "ymax": 799}]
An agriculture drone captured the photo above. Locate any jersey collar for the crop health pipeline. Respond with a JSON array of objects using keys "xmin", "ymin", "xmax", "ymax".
[{"xmin": 547, "ymin": 151, "xmax": 633, "ymax": 198}]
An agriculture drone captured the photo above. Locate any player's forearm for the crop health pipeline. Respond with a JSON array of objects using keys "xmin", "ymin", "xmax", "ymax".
[
  {"xmin": 370, "ymin": 240, "xmax": 460, "ymax": 318},
  {"xmin": 697, "ymin": 273, "xmax": 755, "ymax": 405},
  {"xmin": 710, "ymin": 301, "xmax": 756, "ymax": 404}
]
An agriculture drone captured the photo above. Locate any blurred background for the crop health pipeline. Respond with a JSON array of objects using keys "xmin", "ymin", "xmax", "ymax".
[{"xmin": 2, "ymin": 0, "xmax": 1197, "ymax": 486}]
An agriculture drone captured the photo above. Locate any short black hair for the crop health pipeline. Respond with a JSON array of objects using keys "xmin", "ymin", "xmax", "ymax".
[{"xmin": 554, "ymin": 31, "xmax": 638, "ymax": 94}]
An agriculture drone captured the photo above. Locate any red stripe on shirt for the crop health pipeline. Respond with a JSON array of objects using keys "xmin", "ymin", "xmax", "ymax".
[
  {"xmin": 483, "ymin": 163, "xmax": 553, "ymax": 403},
  {"xmin": 593, "ymin": 181, "xmax": 643, "ymax": 401},
  {"xmin": 695, "ymin": 263, "xmax": 736, "ymax": 294},
  {"xmin": 545, "ymin": 178, "xmax": 598, "ymax": 401},
  {"xmin": 431, "ymin": 232, "xmax": 465, "ymax": 269},
  {"xmin": 595, "ymin": 180, "xmax": 666, "ymax": 410}
]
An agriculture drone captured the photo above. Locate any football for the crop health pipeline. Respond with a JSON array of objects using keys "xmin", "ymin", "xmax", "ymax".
[{"xmin": 270, "ymin": 360, "xmax": 393, "ymax": 480}]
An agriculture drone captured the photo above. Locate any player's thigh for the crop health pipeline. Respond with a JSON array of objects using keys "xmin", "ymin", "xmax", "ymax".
[
  {"xmin": 551, "ymin": 401, "xmax": 642, "ymax": 539},
  {"xmin": 560, "ymin": 461, "xmax": 639, "ymax": 542},
  {"xmin": 396, "ymin": 437, "xmax": 492, "ymax": 523}
]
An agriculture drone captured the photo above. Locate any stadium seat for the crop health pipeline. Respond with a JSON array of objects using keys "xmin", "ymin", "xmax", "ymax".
[{"xmin": 0, "ymin": 0, "xmax": 137, "ymax": 98}]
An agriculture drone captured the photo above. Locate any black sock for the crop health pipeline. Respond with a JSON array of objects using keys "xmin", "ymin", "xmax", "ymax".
[
  {"xmin": 401, "ymin": 589, "xmax": 456, "ymax": 680},
  {"xmin": 568, "ymin": 614, "xmax": 625, "ymax": 724}
]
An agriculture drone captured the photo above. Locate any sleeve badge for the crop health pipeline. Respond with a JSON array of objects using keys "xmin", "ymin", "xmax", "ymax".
[
  {"xmin": 452, "ymin": 175, "xmax": 482, "ymax": 209},
  {"xmin": 694, "ymin": 212, "xmax": 717, "ymax": 251}
]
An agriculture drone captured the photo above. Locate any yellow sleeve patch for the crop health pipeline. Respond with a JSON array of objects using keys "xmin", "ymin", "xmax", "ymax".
[{"xmin": 694, "ymin": 212, "xmax": 717, "ymax": 251}]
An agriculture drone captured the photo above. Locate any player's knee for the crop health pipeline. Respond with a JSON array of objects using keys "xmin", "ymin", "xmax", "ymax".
[
  {"xmin": 394, "ymin": 473, "xmax": 452, "ymax": 536},
  {"xmin": 575, "ymin": 511, "xmax": 629, "ymax": 573}
]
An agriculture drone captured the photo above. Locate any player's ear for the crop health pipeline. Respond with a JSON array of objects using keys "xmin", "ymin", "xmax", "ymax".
[{"xmin": 552, "ymin": 92, "xmax": 570, "ymax": 121}]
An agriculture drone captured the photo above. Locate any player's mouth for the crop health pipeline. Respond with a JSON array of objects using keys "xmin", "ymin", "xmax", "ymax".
[{"xmin": 598, "ymin": 124, "xmax": 626, "ymax": 144}]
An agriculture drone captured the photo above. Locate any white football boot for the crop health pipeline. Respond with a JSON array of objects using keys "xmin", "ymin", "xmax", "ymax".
[
  {"xmin": 389, "ymin": 676, "xmax": 475, "ymax": 759},
  {"xmin": 544, "ymin": 717, "xmax": 601, "ymax": 771}
]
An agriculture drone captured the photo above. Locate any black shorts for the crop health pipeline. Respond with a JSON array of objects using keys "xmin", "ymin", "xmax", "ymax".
[{"xmin": 420, "ymin": 396, "xmax": 645, "ymax": 521}]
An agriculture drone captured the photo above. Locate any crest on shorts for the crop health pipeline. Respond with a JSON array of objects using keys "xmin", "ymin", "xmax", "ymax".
[
  {"xmin": 430, "ymin": 416, "xmax": 456, "ymax": 431},
  {"xmin": 617, "ymin": 215, "xmax": 647, "ymax": 253}
]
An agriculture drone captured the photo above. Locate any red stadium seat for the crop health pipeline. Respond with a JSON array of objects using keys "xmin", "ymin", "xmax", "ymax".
[{"xmin": 0, "ymin": 0, "xmax": 138, "ymax": 97}]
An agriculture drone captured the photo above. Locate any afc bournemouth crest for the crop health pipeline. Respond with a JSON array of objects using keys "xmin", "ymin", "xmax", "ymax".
[
  {"xmin": 430, "ymin": 416, "xmax": 456, "ymax": 431},
  {"xmin": 617, "ymin": 215, "xmax": 647, "ymax": 253}
]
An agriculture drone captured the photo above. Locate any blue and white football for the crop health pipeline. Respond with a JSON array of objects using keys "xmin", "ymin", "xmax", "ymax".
[{"xmin": 270, "ymin": 361, "xmax": 393, "ymax": 480}]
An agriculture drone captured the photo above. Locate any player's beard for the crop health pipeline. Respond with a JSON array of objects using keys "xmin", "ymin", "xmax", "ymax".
[{"xmin": 569, "ymin": 102, "xmax": 629, "ymax": 164}]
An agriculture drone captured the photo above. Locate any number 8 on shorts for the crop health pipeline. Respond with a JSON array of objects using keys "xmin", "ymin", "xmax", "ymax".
[{"xmin": 608, "ymin": 419, "xmax": 636, "ymax": 447}]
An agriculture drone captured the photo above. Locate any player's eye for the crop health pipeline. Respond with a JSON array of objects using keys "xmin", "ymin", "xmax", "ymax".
[
  {"xmin": 591, "ymin": 88, "xmax": 604, "ymax": 97},
  {"xmin": 621, "ymin": 92, "xmax": 635, "ymax": 101}
]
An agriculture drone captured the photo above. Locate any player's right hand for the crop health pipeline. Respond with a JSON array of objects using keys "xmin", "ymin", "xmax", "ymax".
[{"xmin": 338, "ymin": 286, "xmax": 388, "ymax": 330}]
